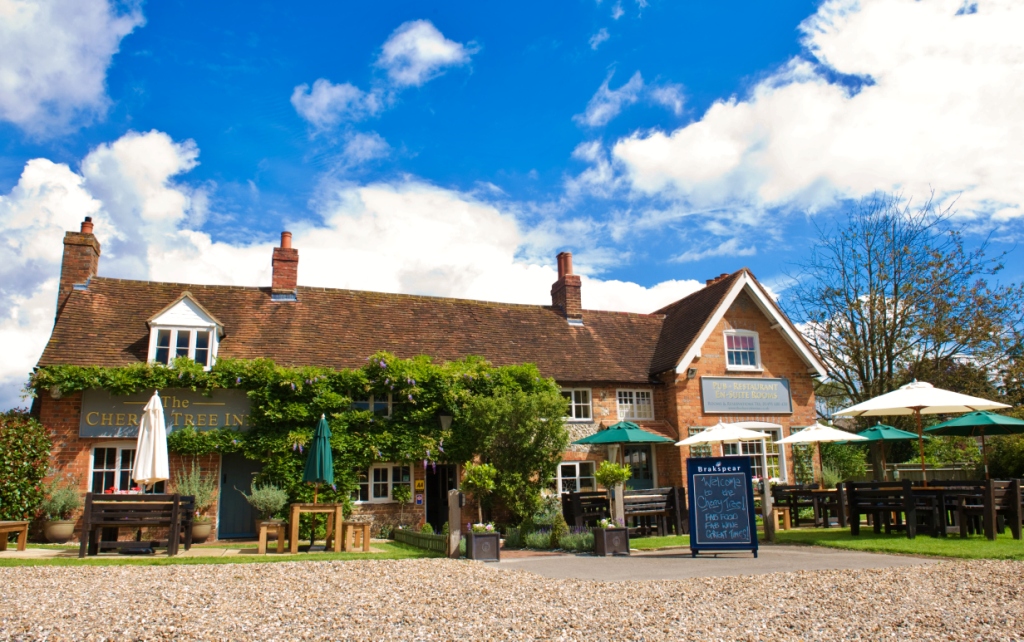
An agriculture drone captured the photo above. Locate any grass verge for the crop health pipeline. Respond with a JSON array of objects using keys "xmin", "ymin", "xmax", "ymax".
[
  {"xmin": 775, "ymin": 528, "xmax": 1024, "ymax": 560},
  {"xmin": 0, "ymin": 541, "xmax": 441, "ymax": 567}
]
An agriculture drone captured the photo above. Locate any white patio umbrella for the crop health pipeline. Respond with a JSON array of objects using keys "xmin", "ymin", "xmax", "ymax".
[
  {"xmin": 776, "ymin": 423, "xmax": 867, "ymax": 486},
  {"xmin": 834, "ymin": 380, "xmax": 1010, "ymax": 483},
  {"xmin": 678, "ymin": 422, "xmax": 774, "ymax": 482},
  {"xmin": 133, "ymin": 390, "xmax": 170, "ymax": 491}
]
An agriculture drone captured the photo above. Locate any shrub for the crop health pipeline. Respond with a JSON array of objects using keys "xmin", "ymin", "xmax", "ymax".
[
  {"xmin": 989, "ymin": 435, "xmax": 1024, "ymax": 478},
  {"xmin": 524, "ymin": 529, "xmax": 552, "ymax": 549},
  {"xmin": 819, "ymin": 465, "xmax": 841, "ymax": 489},
  {"xmin": 0, "ymin": 409, "xmax": 51, "ymax": 521},
  {"xmin": 558, "ymin": 528, "xmax": 594, "ymax": 553},
  {"xmin": 820, "ymin": 442, "xmax": 867, "ymax": 481},
  {"xmin": 239, "ymin": 482, "xmax": 288, "ymax": 520},
  {"xmin": 377, "ymin": 523, "xmax": 395, "ymax": 539},
  {"xmin": 503, "ymin": 526, "xmax": 524, "ymax": 548},
  {"xmin": 392, "ymin": 484, "xmax": 412, "ymax": 526},
  {"xmin": 39, "ymin": 471, "xmax": 81, "ymax": 520},
  {"xmin": 420, "ymin": 522, "xmax": 435, "ymax": 535},
  {"xmin": 594, "ymin": 461, "xmax": 632, "ymax": 488},
  {"xmin": 549, "ymin": 510, "xmax": 569, "ymax": 548},
  {"xmin": 529, "ymin": 493, "xmax": 562, "ymax": 528},
  {"xmin": 172, "ymin": 462, "xmax": 218, "ymax": 520}
]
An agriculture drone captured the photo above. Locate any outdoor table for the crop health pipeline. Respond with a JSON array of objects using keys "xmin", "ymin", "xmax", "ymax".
[
  {"xmin": 782, "ymin": 489, "xmax": 842, "ymax": 528},
  {"xmin": 910, "ymin": 487, "xmax": 983, "ymax": 537},
  {"xmin": 0, "ymin": 521, "xmax": 29, "ymax": 551},
  {"xmin": 288, "ymin": 503, "xmax": 345, "ymax": 553}
]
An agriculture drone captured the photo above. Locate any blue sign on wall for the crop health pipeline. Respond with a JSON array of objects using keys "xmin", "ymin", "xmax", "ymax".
[{"xmin": 687, "ymin": 456, "xmax": 758, "ymax": 557}]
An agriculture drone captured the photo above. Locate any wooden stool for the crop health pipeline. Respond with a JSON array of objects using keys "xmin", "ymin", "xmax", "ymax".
[
  {"xmin": 775, "ymin": 506, "xmax": 792, "ymax": 531},
  {"xmin": 342, "ymin": 521, "xmax": 371, "ymax": 552},
  {"xmin": 0, "ymin": 521, "xmax": 29, "ymax": 551},
  {"xmin": 258, "ymin": 521, "xmax": 287, "ymax": 554}
]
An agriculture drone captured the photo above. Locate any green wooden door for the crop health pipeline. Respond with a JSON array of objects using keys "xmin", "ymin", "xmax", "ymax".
[
  {"xmin": 623, "ymin": 445, "xmax": 654, "ymax": 490},
  {"xmin": 218, "ymin": 453, "xmax": 261, "ymax": 539}
]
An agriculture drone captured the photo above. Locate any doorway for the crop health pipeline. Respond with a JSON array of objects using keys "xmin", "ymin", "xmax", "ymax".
[
  {"xmin": 218, "ymin": 453, "xmax": 262, "ymax": 539},
  {"xmin": 425, "ymin": 464, "xmax": 458, "ymax": 533},
  {"xmin": 623, "ymin": 445, "xmax": 654, "ymax": 490}
]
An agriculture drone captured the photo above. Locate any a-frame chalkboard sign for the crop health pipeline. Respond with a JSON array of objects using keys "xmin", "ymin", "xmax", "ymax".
[{"xmin": 686, "ymin": 456, "xmax": 759, "ymax": 558}]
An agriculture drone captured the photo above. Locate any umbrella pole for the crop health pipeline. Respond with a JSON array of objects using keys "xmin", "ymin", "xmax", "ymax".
[
  {"xmin": 816, "ymin": 441, "xmax": 823, "ymax": 487},
  {"xmin": 982, "ymin": 430, "xmax": 989, "ymax": 480},
  {"xmin": 916, "ymin": 410, "xmax": 927, "ymax": 487},
  {"xmin": 880, "ymin": 443, "xmax": 887, "ymax": 482}
]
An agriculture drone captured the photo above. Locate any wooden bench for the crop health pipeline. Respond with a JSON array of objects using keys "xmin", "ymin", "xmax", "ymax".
[
  {"xmin": 957, "ymin": 479, "xmax": 1022, "ymax": 540},
  {"xmin": 0, "ymin": 521, "xmax": 28, "ymax": 551},
  {"xmin": 258, "ymin": 520, "xmax": 287, "ymax": 554},
  {"xmin": 561, "ymin": 491, "xmax": 610, "ymax": 529},
  {"xmin": 79, "ymin": 493, "xmax": 187, "ymax": 557},
  {"xmin": 771, "ymin": 484, "xmax": 821, "ymax": 527},
  {"xmin": 845, "ymin": 480, "xmax": 939, "ymax": 539},
  {"xmin": 623, "ymin": 487, "xmax": 687, "ymax": 536}
]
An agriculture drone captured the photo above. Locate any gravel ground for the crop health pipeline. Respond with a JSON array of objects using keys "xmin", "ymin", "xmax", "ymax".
[{"xmin": 1, "ymin": 558, "xmax": 1023, "ymax": 640}]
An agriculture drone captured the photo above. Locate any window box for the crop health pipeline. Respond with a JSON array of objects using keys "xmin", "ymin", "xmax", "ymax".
[
  {"xmin": 593, "ymin": 527, "xmax": 629, "ymax": 556},
  {"xmin": 465, "ymin": 532, "xmax": 500, "ymax": 561}
]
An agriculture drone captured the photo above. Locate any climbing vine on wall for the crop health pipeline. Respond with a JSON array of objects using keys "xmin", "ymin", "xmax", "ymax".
[{"xmin": 31, "ymin": 352, "xmax": 567, "ymax": 521}]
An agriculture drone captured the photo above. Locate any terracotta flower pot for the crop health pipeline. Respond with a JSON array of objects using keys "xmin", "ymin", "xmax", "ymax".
[
  {"xmin": 191, "ymin": 521, "xmax": 213, "ymax": 542},
  {"xmin": 43, "ymin": 520, "xmax": 76, "ymax": 544}
]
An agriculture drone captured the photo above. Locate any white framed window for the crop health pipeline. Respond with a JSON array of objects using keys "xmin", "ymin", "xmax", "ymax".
[
  {"xmin": 352, "ymin": 463, "xmax": 410, "ymax": 503},
  {"xmin": 724, "ymin": 330, "xmax": 761, "ymax": 370},
  {"xmin": 90, "ymin": 443, "xmax": 165, "ymax": 493},
  {"xmin": 687, "ymin": 427, "xmax": 712, "ymax": 458},
  {"xmin": 351, "ymin": 394, "xmax": 392, "ymax": 418},
  {"xmin": 617, "ymin": 389, "xmax": 654, "ymax": 420},
  {"xmin": 561, "ymin": 388, "xmax": 592, "ymax": 421},
  {"xmin": 722, "ymin": 427, "xmax": 786, "ymax": 481},
  {"xmin": 150, "ymin": 328, "xmax": 215, "ymax": 368},
  {"xmin": 557, "ymin": 461, "xmax": 596, "ymax": 494}
]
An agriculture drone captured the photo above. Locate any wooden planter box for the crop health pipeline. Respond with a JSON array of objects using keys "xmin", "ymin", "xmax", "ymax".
[
  {"xmin": 466, "ymin": 532, "xmax": 500, "ymax": 561},
  {"xmin": 594, "ymin": 527, "xmax": 629, "ymax": 556}
]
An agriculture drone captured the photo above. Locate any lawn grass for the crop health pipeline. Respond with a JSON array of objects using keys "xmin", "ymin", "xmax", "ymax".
[
  {"xmin": 0, "ymin": 541, "xmax": 441, "ymax": 567},
  {"xmin": 775, "ymin": 528, "xmax": 1024, "ymax": 560},
  {"xmin": 630, "ymin": 535, "xmax": 689, "ymax": 550}
]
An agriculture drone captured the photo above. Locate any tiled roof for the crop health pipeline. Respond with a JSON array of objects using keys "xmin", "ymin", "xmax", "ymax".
[
  {"xmin": 648, "ymin": 271, "xmax": 744, "ymax": 374},
  {"xmin": 38, "ymin": 278, "xmax": 669, "ymax": 384}
]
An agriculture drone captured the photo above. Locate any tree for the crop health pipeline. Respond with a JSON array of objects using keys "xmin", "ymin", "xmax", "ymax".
[
  {"xmin": 462, "ymin": 388, "xmax": 570, "ymax": 522},
  {"xmin": 460, "ymin": 462, "xmax": 496, "ymax": 524},
  {"xmin": 786, "ymin": 193, "xmax": 1024, "ymax": 417},
  {"xmin": 0, "ymin": 410, "xmax": 51, "ymax": 521}
]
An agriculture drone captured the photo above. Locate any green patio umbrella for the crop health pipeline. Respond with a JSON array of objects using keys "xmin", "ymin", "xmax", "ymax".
[
  {"xmin": 850, "ymin": 423, "xmax": 929, "ymax": 481},
  {"xmin": 926, "ymin": 411, "xmax": 1024, "ymax": 479},
  {"xmin": 571, "ymin": 421, "xmax": 675, "ymax": 445},
  {"xmin": 302, "ymin": 414, "xmax": 334, "ymax": 550}
]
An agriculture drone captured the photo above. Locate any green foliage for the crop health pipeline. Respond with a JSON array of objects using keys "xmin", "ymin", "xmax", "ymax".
[
  {"xmin": 792, "ymin": 445, "xmax": 815, "ymax": 484},
  {"xmin": 820, "ymin": 443, "xmax": 868, "ymax": 481},
  {"xmin": 819, "ymin": 465, "xmax": 841, "ymax": 489},
  {"xmin": 461, "ymin": 383, "xmax": 569, "ymax": 522},
  {"xmin": 171, "ymin": 462, "xmax": 218, "ymax": 518},
  {"xmin": 461, "ymin": 462, "xmax": 496, "ymax": 499},
  {"xmin": 919, "ymin": 435, "xmax": 981, "ymax": 466},
  {"xmin": 39, "ymin": 471, "xmax": 81, "ymax": 520},
  {"xmin": 239, "ymin": 482, "xmax": 289, "ymax": 520},
  {"xmin": 524, "ymin": 529, "xmax": 553, "ymax": 549},
  {"xmin": 549, "ymin": 510, "xmax": 569, "ymax": 548},
  {"xmin": 502, "ymin": 526, "xmax": 524, "ymax": 548},
  {"xmin": 987, "ymin": 435, "xmax": 1024, "ymax": 478},
  {"xmin": 558, "ymin": 530, "xmax": 594, "ymax": 553},
  {"xmin": 420, "ymin": 522, "xmax": 435, "ymax": 535},
  {"xmin": 392, "ymin": 484, "xmax": 412, "ymax": 505},
  {"xmin": 594, "ymin": 460, "xmax": 632, "ymax": 488},
  {"xmin": 0, "ymin": 410, "xmax": 51, "ymax": 521}
]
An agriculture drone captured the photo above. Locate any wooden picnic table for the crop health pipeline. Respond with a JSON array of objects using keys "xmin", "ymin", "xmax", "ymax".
[
  {"xmin": 0, "ymin": 521, "xmax": 28, "ymax": 551},
  {"xmin": 288, "ymin": 503, "xmax": 345, "ymax": 553}
]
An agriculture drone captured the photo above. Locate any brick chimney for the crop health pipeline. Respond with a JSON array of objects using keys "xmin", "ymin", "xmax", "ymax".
[
  {"xmin": 550, "ymin": 251, "xmax": 582, "ymax": 320},
  {"xmin": 271, "ymin": 231, "xmax": 298, "ymax": 296},
  {"xmin": 57, "ymin": 217, "xmax": 101, "ymax": 318},
  {"xmin": 705, "ymin": 272, "xmax": 730, "ymax": 286}
]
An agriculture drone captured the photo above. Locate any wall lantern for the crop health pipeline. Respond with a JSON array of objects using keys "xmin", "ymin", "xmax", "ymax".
[
  {"xmin": 687, "ymin": 367, "xmax": 698, "ymax": 380},
  {"xmin": 437, "ymin": 411, "xmax": 453, "ymax": 431}
]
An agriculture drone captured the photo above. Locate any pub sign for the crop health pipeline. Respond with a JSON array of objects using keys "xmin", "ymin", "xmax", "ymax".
[
  {"xmin": 80, "ymin": 388, "xmax": 252, "ymax": 438},
  {"xmin": 700, "ymin": 376, "xmax": 792, "ymax": 414}
]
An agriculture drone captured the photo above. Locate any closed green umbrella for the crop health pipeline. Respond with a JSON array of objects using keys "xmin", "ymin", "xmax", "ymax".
[
  {"xmin": 926, "ymin": 411, "xmax": 1024, "ymax": 479},
  {"xmin": 849, "ymin": 423, "xmax": 929, "ymax": 481},
  {"xmin": 572, "ymin": 421, "xmax": 675, "ymax": 445},
  {"xmin": 303, "ymin": 414, "xmax": 335, "ymax": 501}
]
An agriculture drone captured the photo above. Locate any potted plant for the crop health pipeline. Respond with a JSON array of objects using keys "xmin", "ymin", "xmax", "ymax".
[
  {"xmin": 593, "ymin": 516, "xmax": 629, "ymax": 556},
  {"xmin": 595, "ymin": 460, "xmax": 632, "ymax": 523},
  {"xmin": 172, "ymin": 462, "xmax": 218, "ymax": 542},
  {"xmin": 460, "ymin": 461, "xmax": 497, "ymax": 525},
  {"xmin": 39, "ymin": 471, "xmax": 81, "ymax": 543},
  {"xmin": 466, "ymin": 522, "xmax": 500, "ymax": 561},
  {"xmin": 392, "ymin": 483, "xmax": 412, "ymax": 528},
  {"xmin": 239, "ymin": 482, "xmax": 289, "ymax": 538}
]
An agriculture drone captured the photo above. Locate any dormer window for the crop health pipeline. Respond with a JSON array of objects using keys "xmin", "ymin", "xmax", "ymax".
[
  {"xmin": 724, "ymin": 330, "xmax": 761, "ymax": 371},
  {"xmin": 147, "ymin": 293, "xmax": 223, "ymax": 371}
]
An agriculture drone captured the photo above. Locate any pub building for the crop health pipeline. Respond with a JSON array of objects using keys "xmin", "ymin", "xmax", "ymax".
[{"xmin": 35, "ymin": 218, "xmax": 826, "ymax": 539}]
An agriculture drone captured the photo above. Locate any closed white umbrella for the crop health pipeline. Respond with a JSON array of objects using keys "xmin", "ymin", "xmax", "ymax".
[
  {"xmin": 133, "ymin": 391, "xmax": 170, "ymax": 491},
  {"xmin": 835, "ymin": 380, "xmax": 1010, "ymax": 483},
  {"xmin": 776, "ymin": 423, "xmax": 867, "ymax": 486}
]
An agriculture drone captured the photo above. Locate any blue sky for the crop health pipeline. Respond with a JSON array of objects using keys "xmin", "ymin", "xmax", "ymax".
[{"xmin": 1, "ymin": 0, "xmax": 1022, "ymax": 408}]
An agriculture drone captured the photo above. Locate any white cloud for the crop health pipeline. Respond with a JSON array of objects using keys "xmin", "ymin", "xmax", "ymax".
[
  {"xmin": 671, "ymin": 238, "xmax": 757, "ymax": 263},
  {"xmin": 375, "ymin": 20, "xmax": 477, "ymax": 88},
  {"xmin": 290, "ymin": 80, "xmax": 384, "ymax": 129},
  {"xmin": 648, "ymin": 83, "xmax": 685, "ymax": 116},
  {"xmin": 574, "ymin": 71, "xmax": 645, "ymax": 127},
  {"xmin": 341, "ymin": 132, "xmax": 391, "ymax": 166},
  {"xmin": 609, "ymin": 0, "xmax": 1024, "ymax": 222},
  {"xmin": 611, "ymin": 2, "xmax": 624, "ymax": 19},
  {"xmin": 0, "ymin": 131, "xmax": 709, "ymax": 409},
  {"xmin": 589, "ymin": 28, "xmax": 610, "ymax": 50},
  {"xmin": 0, "ymin": 0, "xmax": 143, "ymax": 136}
]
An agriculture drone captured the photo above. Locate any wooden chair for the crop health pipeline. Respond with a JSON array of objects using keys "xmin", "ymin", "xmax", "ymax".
[
  {"xmin": 561, "ymin": 491, "xmax": 610, "ymax": 529},
  {"xmin": 846, "ymin": 480, "xmax": 937, "ymax": 539},
  {"xmin": 0, "ymin": 521, "xmax": 29, "ymax": 551},
  {"xmin": 957, "ymin": 479, "xmax": 1022, "ymax": 540}
]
